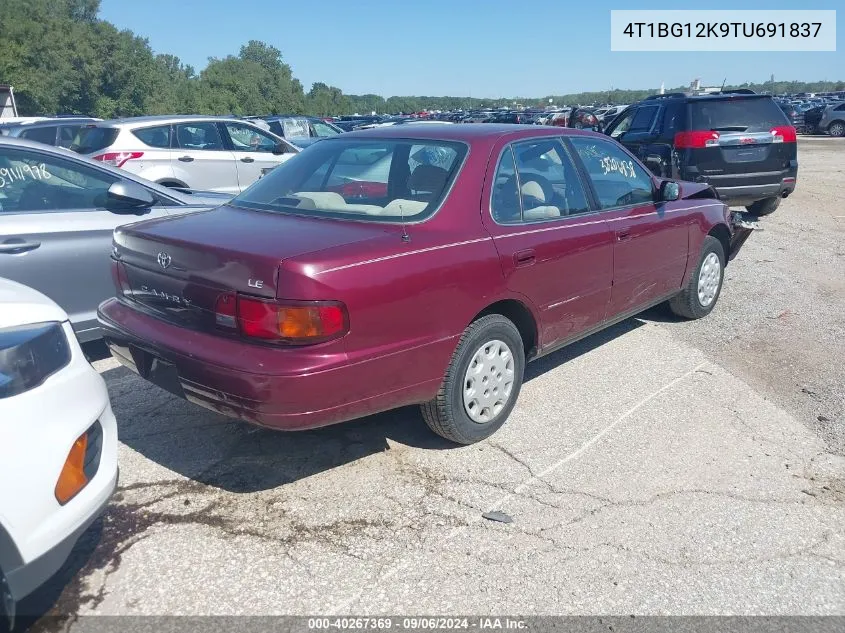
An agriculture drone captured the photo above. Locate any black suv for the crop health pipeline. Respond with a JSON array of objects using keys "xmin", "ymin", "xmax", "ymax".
[{"xmin": 603, "ymin": 90, "xmax": 798, "ymax": 216}]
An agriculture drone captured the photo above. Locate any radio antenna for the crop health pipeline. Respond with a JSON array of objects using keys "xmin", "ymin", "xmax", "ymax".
[
  {"xmin": 720, "ymin": 77, "xmax": 727, "ymax": 92},
  {"xmin": 399, "ymin": 202, "xmax": 410, "ymax": 243}
]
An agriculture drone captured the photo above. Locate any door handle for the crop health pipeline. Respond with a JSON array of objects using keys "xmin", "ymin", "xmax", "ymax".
[
  {"xmin": 514, "ymin": 249, "xmax": 536, "ymax": 267},
  {"xmin": 240, "ymin": 157, "xmax": 255, "ymax": 163},
  {"xmin": 0, "ymin": 240, "xmax": 41, "ymax": 254},
  {"xmin": 616, "ymin": 230, "xmax": 632, "ymax": 242},
  {"xmin": 177, "ymin": 156, "xmax": 194, "ymax": 162}
]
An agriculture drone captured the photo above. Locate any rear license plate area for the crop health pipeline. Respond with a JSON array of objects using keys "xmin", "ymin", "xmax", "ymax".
[{"xmin": 130, "ymin": 345, "xmax": 185, "ymax": 397}]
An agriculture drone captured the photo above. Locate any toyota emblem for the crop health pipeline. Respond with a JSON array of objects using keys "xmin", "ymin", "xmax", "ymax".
[{"xmin": 157, "ymin": 252, "xmax": 172, "ymax": 269}]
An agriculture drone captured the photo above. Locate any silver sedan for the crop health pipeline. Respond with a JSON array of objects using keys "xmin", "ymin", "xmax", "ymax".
[{"xmin": 0, "ymin": 137, "xmax": 229, "ymax": 342}]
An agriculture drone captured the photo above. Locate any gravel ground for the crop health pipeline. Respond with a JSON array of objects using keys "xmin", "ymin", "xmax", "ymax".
[
  {"xmin": 12, "ymin": 138, "xmax": 845, "ymax": 630},
  {"xmin": 645, "ymin": 136, "xmax": 845, "ymax": 456}
]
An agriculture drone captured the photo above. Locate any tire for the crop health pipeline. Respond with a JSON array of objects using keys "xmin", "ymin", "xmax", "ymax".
[
  {"xmin": 828, "ymin": 121, "xmax": 845, "ymax": 137},
  {"xmin": 669, "ymin": 236, "xmax": 725, "ymax": 320},
  {"xmin": 745, "ymin": 196, "xmax": 781, "ymax": 216},
  {"xmin": 421, "ymin": 314, "xmax": 525, "ymax": 445}
]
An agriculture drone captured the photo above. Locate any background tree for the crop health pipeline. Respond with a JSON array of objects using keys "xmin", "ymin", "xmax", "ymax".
[{"xmin": 0, "ymin": 0, "xmax": 841, "ymax": 119}]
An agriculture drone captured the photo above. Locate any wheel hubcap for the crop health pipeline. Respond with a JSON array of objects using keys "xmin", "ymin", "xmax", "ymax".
[
  {"xmin": 463, "ymin": 339, "xmax": 515, "ymax": 424},
  {"xmin": 697, "ymin": 252, "xmax": 721, "ymax": 307}
]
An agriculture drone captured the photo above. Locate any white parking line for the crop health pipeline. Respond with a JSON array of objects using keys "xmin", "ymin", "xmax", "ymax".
[{"xmin": 330, "ymin": 360, "xmax": 708, "ymax": 614}]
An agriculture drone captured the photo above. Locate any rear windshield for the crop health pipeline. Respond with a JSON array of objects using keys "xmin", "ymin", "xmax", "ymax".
[
  {"xmin": 70, "ymin": 126, "xmax": 119, "ymax": 154},
  {"xmin": 231, "ymin": 138, "xmax": 467, "ymax": 223},
  {"xmin": 690, "ymin": 97, "xmax": 789, "ymax": 133}
]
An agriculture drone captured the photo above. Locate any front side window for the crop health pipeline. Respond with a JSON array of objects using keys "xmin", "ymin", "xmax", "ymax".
[
  {"xmin": 0, "ymin": 147, "xmax": 117, "ymax": 213},
  {"xmin": 232, "ymin": 138, "xmax": 466, "ymax": 223},
  {"xmin": 569, "ymin": 137, "xmax": 654, "ymax": 209},
  {"xmin": 174, "ymin": 123, "xmax": 223, "ymax": 150},
  {"xmin": 224, "ymin": 123, "xmax": 278, "ymax": 153},
  {"xmin": 606, "ymin": 108, "xmax": 634, "ymax": 138}
]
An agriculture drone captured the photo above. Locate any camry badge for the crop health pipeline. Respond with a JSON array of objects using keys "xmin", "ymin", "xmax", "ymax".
[{"xmin": 157, "ymin": 252, "xmax": 172, "ymax": 269}]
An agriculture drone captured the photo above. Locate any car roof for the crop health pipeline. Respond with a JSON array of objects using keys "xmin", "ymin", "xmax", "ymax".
[
  {"xmin": 1, "ymin": 117, "xmax": 98, "ymax": 129},
  {"xmin": 340, "ymin": 123, "xmax": 602, "ymax": 143},
  {"xmin": 92, "ymin": 114, "xmax": 255, "ymax": 128}
]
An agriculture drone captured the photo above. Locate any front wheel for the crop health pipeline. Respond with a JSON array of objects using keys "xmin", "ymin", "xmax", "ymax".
[
  {"xmin": 828, "ymin": 121, "xmax": 845, "ymax": 137},
  {"xmin": 669, "ymin": 236, "xmax": 725, "ymax": 320},
  {"xmin": 421, "ymin": 314, "xmax": 525, "ymax": 444}
]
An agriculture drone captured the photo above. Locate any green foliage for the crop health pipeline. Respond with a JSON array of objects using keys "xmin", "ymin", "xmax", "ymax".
[{"xmin": 0, "ymin": 0, "xmax": 841, "ymax": 119}]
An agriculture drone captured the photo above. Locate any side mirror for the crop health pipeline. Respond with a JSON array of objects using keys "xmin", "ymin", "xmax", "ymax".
[
  {"xmin": 659, "ymin": 180, "xmax": 680, "ymax": 202},
  {"xmin": 273, "ymin": 142, "xmax": 287, "ymax": 155},
  {"xmin": 107, "ymin": 180, "xmax": 155, "ymax": 211}
]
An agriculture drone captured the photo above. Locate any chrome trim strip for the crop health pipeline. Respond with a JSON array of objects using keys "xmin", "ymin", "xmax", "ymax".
[{"xmin": 317, "ymin": 237, "xmax": 493, "ymax": 275}]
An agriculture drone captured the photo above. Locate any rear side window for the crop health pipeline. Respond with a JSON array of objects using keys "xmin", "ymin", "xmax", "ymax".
[
  {"xmin": 20, "ymin": 126, "xmax": 57, "ymax": 145},
  {"xmin": 133, "ymin": 125, "xmax": 172, "ymax": 148},
  {"xmin": 690, "ymin": 98, "xmax": 789, "ymax": 132},
  {"xmin": 70, "ymin": 126, "xmax": 119, "ymax": 154},
  {"xmin": 491, "ymin": 139, "xmax": 590, "ymax": 224}
]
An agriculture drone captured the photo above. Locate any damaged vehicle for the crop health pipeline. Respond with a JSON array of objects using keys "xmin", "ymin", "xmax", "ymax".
[
  {"xmin": 98, "ymin": 125, "xmax": 754, "ymax": 445},
  {"xmin": 604, "ymin": 90, "xmax": 798, "ymax": 217}
]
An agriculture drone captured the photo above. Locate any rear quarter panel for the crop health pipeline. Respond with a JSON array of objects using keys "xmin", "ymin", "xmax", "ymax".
[{"xmin": 278, "ymin": 136, "xmax": 533, "ymax": 402}]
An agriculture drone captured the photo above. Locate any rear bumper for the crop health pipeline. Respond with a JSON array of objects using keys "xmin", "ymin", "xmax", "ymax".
[
  {"xmin": 682, "ymin": 166, "xmax": 797, "ymax": 206},
  {"xmin": 97, "ymin": 299, "xmax": 448, "ymax": 431}
]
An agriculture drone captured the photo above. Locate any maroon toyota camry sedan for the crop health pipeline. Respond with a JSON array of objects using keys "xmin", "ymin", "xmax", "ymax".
[{"xmin": 98, "ymin": 124, "xmax": 753, "ymax": 444}]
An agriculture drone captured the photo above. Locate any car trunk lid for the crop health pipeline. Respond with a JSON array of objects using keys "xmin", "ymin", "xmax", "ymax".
[{"xmin": 112, "ymin": 204, "xmax": 389, "ymax": 331}]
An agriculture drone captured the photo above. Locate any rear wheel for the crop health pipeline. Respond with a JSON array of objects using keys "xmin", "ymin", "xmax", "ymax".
[
  {"xmin": 828, "ymin": 121, "xmax": 845, "ymax": 137},
  {"xmin": 421, "ymin": 314, "xmax": 525, "ymax": 445},
  {"xmin": 745, "ymin": 196, "xmax": 780, "ymax": 217},
  {"xmin": 669, "ymin": 236, "xmax": 725, "ymax": 320}
]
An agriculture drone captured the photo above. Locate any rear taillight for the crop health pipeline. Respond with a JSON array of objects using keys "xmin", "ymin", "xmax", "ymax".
[
  {"xmin": 771, "ymin": 125, "xmax": 797, "ymax": 143},
  {"xmin": 214, "ymin": 294, "xmax": 348, "ymax": 345},
  {"xmin": 92, "ymin": 151, "xmax": 144, "ymax": 167},
  {"xmin": 111, "ymin": 260, "xmax": 131, "ymax": 296},
  {"xmin": 674, "ymin": 131, "xmax": 720, "ymax": 149}
]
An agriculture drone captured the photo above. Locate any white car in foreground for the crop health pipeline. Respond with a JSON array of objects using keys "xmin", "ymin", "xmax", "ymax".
[{"xmin": 0, "ymin": 278, "xmax": 117, "ymax": 626}]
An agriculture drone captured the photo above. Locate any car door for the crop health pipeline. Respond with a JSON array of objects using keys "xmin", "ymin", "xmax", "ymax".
[
  {"xmin": 220, "ymin": 121, "xmax": 295, "ymax": 191},
  {"xmin": 568, "ymin": 135, "xmax": 689, "ymax": 316},
  {"xmin": 0, "ymin": 144, "xmax": 172, "ymax": 341},
  {"xmin": 172, "ymin": 121, "xmax": 239, "ymax": 193},
  {"xmin": 482, "ymin": 138, "xmax": 613, "ymax": 348}
]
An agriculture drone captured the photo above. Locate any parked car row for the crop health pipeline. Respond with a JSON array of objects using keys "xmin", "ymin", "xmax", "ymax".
[{"xmin": 1, "ymin": 105, "xmax": 781, "ymax": 618}]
